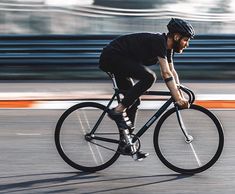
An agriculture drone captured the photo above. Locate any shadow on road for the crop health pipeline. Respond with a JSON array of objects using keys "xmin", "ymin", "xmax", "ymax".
[{"xmin": 0, "ymin": 171, "xmax": 192, "ymax": 193}]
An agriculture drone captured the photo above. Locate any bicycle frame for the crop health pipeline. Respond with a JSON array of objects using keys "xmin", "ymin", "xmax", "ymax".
[
  {"xmin": 89, "ymin": 73, "xmax": 195, "ymax": 145},
  {"xmin": 132, "ymin": 91, "xmax": 173, "ymax": 142},
  {"xmin": 89, "ymin": 87, "xmax": 194, "ymax": 145},
  {"xmin": 55, "ymin": 76, "xmax": 224, "ymax": 174}
]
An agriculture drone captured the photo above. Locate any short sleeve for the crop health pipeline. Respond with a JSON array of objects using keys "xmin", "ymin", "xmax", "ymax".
[{"xmin": 151, "ymin": 34, "xmax": 167, "ymax": 59}]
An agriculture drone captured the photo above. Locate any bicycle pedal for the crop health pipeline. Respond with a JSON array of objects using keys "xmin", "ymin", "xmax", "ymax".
[{"xmin": 132, "ymin": 151, "xmax": 149, "ymax": 161}]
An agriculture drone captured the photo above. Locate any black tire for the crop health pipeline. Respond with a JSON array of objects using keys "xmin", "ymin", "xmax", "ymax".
[
  {"xmin": 55, "ymin": 102, "xmax": 120, "ymax": 172},
  {"xmin": 154, "ymin": 104, "xmax": 224, "ymax": 174}
]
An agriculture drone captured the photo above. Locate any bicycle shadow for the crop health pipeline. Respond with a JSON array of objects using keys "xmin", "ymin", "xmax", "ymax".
[
  {"xmin": 79, "ymin": 173, "xmax": 192, "ymax": 194},
  {"xmin": 0, "ymin": 171, "xmax": 192, "ymax": 193},
  {"xmin": 0, "ymin": 171, "xmax": 95, "ymax": 193}
]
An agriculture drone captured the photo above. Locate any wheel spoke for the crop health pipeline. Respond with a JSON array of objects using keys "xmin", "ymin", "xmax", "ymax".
[
  {"xmin": 77, "ymin": 110, "xmax": 99, "ymax": 165},
  {"xmin": 189, "ymin": 143, "xmax": 202, "ymax": 167},
  {"xmin": 82, "ymin": 110, "xmax": 104, "ymax": 163}
]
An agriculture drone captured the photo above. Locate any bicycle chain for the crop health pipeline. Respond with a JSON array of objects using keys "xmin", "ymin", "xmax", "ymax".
[
  {"xmin": 86, "ymin": 134, "xmax": 141, "ymax": 155},
  {"xmin": 87, "ymin": 139, "xmax": 121, "ymax": 154}
]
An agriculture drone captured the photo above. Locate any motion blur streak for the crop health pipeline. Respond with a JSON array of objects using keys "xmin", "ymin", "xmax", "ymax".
[
  {"xmin": 1, "ymin": 0, "xmax": 235, "ymax": 34},
  {"xmin": 0, "ymin": 2, "xmax": 234, "ymax": 21}
]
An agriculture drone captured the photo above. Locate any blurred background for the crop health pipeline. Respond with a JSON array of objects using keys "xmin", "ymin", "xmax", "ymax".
[
  {"xmin": 0, "ymin": 0, "xmax": 235, "ymax": 34},
  {"xmin": 0, "ymin": 0, "xmax": 235, "ymax": 79},
  {"xmin": 1, "ymin": 0, "xmax": 235, "ymax": 34}
]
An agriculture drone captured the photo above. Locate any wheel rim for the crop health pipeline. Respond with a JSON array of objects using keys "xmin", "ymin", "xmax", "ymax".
[
  {"xmin": 55, "ymin": 102, "xmax": 120, "ymax": 172},
  {"xmin": 154, "ymin": 104, "xmax": 224, "ymax": 174}
]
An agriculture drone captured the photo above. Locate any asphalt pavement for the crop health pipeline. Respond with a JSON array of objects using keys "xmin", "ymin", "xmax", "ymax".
[
  {"xmin": 0, "ymin": 81, "xmax": 235, "ymax": 194},
  {"xmin": 0, "ymin": 109, "xmax": 234, "ymax": 194}
]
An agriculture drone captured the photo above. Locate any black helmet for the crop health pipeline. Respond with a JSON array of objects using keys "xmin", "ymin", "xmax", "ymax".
[{"xmin": 167, "ymin": 18, "xmax": 195, "ymax": 38}]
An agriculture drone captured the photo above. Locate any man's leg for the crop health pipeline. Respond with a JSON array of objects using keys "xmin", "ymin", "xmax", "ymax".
[
  {"xmin": 120, "ymin": 64, "xmax": 156, "ymax": 108},
  {"xmin": 126, "ymin": 99, "xmax": 141, "ymax": 127},
  {"xmin": 114, "ymin": 75, "xmax": 141, "ymax": 128},
  {"xmin": 127, "ymin": 66, "xmax": 156, "ymax": 126},
  {"xmin": 110, "ymin": 58, "xmax": 156, "ymax": 126},
  {"xmin": 107, "ymin": 59, "xmax": 155, "ymax": 161},
  {"xmin": 100, "ymin": 53, "xmax": 156, "ymax": 113}
]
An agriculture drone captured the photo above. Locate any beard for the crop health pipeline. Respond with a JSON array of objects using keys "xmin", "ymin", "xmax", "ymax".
[{"xmin": 173, "ymin": 39, "xmax": 183, "ymax": 53}]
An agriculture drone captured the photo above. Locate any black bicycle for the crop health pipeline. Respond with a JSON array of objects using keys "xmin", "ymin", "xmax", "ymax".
[{"xmin": 55, "ymin": 74, "xmax": 224, "ymax": 174}]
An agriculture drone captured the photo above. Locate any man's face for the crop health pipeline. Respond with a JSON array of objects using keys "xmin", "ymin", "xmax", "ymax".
[{"xmin": 175, "ymin": 37, "xmax": 190, "ymax": 53}]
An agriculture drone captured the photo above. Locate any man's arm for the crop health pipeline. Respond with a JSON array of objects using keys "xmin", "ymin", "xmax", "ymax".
[
  {"xmin": 168, "ymin": 61, "xmax": 185, "ymax": 97},
  {"xmin": 158, "ymin": 57, "xmax": 189, "ymax": 108},
  {"xmin": 168, "ymin": 62, "xmax": 180, "ymax": 85}
]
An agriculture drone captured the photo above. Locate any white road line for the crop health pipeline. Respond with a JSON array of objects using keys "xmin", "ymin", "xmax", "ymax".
[
  {"xmin": 2, "ymin": 93, "xmax": 235, "ymax": 110},
  {"xmin": 16, "ymin": 133, "xmax": 41, "ymax": 136},
  {"xmin": 196, "ymin": 94, "xmax": 235, "ymax": 100},
  {"xmin": 32, "ymin": 100, "xmax": 166, "ymax": 110}
]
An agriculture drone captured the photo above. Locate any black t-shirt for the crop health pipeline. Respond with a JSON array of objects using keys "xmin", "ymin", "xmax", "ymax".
[{"xmin": 104, "ymin": 32, "xmax": 173, "ymax": 66}]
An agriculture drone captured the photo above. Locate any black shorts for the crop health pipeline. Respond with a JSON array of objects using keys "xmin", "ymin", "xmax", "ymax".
[{"xmin": 99, "ymin": 49, "xmax": 156, "ymax": 107}]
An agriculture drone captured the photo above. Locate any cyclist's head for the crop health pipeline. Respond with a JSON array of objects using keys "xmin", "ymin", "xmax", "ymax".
[
  {"xmin": 167, "ymin": 18, "xmax": 195, "ymax": 53},
  {"xmin": 167, "ymin": 18, "xmax": 195, "ymax": 39}
]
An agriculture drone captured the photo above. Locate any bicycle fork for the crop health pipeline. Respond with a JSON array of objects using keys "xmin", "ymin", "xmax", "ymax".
[
  {"xmin": 175, "ymin": 105, "xmax": 193, "ymax": 143},
  {"xmin": 175, "ymin": 105, "xmax": 203, "ymax": 167}
]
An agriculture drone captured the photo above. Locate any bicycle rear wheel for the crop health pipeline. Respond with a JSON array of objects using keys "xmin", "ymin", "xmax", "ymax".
[
  {"xmin": 55, "ymin": 102, "xmax": 120, "ymax": 172},
  {"xmin": 154, "ymin": 104, "xmax": 224, "ymax": 174}
]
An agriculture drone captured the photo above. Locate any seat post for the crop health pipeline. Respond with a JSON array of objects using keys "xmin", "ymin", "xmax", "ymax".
[
  {"xmin": 107, "ymin": 72, "xmax": 121, "ymax": 103},
  {"xmin": 107, "ymin": 72, "xmax": 118, "ymax": 90}
]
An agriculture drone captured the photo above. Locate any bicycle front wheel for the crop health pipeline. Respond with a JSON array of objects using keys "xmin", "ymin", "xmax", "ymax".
[
  {"xmin": 154, "ymin": 104, "xmax": 224, "ymax": 174},
  {"xmin": 55, "ymin": 102, "xmax": 120, "ymax": 172}
]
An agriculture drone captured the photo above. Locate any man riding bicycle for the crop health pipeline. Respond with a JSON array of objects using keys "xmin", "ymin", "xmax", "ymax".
[{"xmin": 99, "ymin": 18, "xmax": 195, "ymax": 161}]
